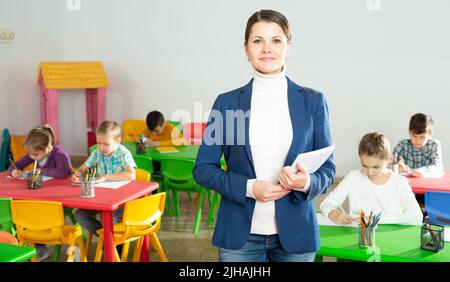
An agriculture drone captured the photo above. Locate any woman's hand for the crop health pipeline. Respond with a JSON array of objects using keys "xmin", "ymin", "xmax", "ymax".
[
  {"xmin": 252, "ymin": 180, "xmax": 290, "ymax": 202},
  {"xmin": 278, "ymin": 163, "xmax": 309, "ymax": 190},
  {"xmin": 329, "ymin": 209, "xmax": 353, "ymax": 225}
]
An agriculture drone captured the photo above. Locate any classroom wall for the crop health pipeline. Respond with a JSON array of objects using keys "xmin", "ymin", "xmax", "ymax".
[{"xmin": 1, "ymin": 0, "xmax": 449, "ymax": 175}]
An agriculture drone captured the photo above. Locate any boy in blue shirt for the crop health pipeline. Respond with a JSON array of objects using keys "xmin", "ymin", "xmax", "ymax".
[
  {"xmin": 73, "ymin": 121, "xmax": 136, "ymax": 235},
  {"xmin": 394, "ymin": 113, "xmax": 443, "ymax": 177}
]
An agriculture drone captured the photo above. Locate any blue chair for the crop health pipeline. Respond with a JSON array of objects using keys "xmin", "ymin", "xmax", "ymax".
[{"xmin": 425, "ymin": 191, "xmax": 450, "ymax": 225}]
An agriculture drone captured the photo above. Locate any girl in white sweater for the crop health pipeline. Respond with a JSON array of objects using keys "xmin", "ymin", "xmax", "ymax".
[{"xmin": 320, "ymin": 132, "xmax": 423, "ymax": 225}]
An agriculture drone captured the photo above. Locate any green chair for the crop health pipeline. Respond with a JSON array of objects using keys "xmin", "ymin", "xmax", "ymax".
[
  {"xmin": 88, "ymin": 144, "xmax": 97, "ymax": 154},
  {"xmin": 0, "ymin": 129, "xmax": 11, "ymax": 172},
  {"xmin": 160, "ymin": 158, "xmax": 207, "ymax": 235},
  {"xmin": 166, "ymin": 120, "xmax": 183, "ymax": 132},
  {"xmin": 133, "ymin": 155, "xmax": 173, "ymax": 216},
  {"xmin": 0, "ymin": 198, "xmax": 16, "ymax": 236}
]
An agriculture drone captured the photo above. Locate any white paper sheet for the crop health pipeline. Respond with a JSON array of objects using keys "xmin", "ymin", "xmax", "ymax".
[
  {"xmin": 7, "ymin": 174, "xmax": 54, "ymax": 182},
  {"xmin": 445, "ymin": 227, "xmax": 450, "ymax": 242},
  {"xmin": 400, "ymin": 171, "xmax": 444, "ymax": 178},
  {"xmin": 291, "ymin": 145, "xmax": 335, "ymax": 173},
  {"xmin": 316, "ymin": 213, "xmax": 359, "ymax": 228},
  {"xmin": 94, "ymin": 180, "xmax": 131, "ymax": 189}
]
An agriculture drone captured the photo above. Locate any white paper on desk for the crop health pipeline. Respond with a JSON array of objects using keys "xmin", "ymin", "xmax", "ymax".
[
  {"xmin": 316, "ymin": 213, "xmax": 359, "ymax": 228},
  {"xmin": 6, "ymin": 175, "xmax": 54, "ymax": 182},
  {"xmin": 445, "ymin": 227, "xmax": 450, "ymax": 242},
  {"xmin": 94, "ymin": 180, "xmax": 131, "ymax": 189},
  {"xmin": 291, "ymin": 145, "xmax": 335, "ymax": 173},
  {"xmin": 401, "ymin": 171, "xmax": 444, "ymax": 178}
]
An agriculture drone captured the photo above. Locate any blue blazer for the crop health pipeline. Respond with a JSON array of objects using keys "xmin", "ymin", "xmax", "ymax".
[{"xmin": 192, "ymin": 77, "xmax": 336, "ymax": 253}]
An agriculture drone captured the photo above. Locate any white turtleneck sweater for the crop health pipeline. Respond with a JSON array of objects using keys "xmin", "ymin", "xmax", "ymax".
[{"xmin": 246, "ymin": 66, "xmax": 310, "ymax": 235}]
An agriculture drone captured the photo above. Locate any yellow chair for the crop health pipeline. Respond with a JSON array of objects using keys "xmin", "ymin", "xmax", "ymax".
[
  {"xmin": 84, "ymin": 168, "xmax": 152, "ymax": 256},
  {"xmin": 121, "ymin": 120, "xmax": 148, "ymax": 143},
  {"xmin": 11, "ymin": 200, "xmax": 86, "ymax": 262},
  {"xmin": 94, "ymin": 193, "xmax": 167, "ymax": 262},
  {"xmin": 136, "ymin": 168, "xmax": 151, "ymax": 182},
  {"xmin": 10, "ymin": 135, "xmax": 33, "ymax": 171}
]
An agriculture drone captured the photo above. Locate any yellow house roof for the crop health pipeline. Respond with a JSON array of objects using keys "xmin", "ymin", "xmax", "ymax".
[{"xmin": 38, "ymin": 61, "xmax": 109, "ymax": 89}]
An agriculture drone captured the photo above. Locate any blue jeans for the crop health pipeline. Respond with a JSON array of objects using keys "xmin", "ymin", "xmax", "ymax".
[
  {"xmin": 75, "ymin": 207, "xmax": 124, "ymax": 235},
  {"xmin": 219, "ymin": 234, "xmax": 316, "ymax": 262}
]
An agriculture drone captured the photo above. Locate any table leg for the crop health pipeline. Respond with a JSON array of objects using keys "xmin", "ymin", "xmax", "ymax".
[
  {"xmin": 140, "ymin": 234, "xmax": 150, "ymax": 262},
  {"xmin": 102, "ymin": 211, "xmax": 115, "ymax": 262}
]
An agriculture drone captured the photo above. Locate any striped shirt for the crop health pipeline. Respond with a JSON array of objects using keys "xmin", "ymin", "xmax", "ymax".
[
  {"xmin": 393, "ymin": 138, "xmax": 443, "ymax": 174},
  {"xmin": 84, "ymin": 144, "xmax": 136, "ymax": 175}
]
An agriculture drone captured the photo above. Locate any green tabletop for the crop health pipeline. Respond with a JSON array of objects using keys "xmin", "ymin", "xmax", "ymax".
[
  {"xmin": 121, "ymin": 141, "xmax": 226, "ymax": 166},
  {"xmin": 318, "ymin": 224, "xmax": 450, "ymax": 262},
  {"xmin": 122, "ymin": 141, "xmax": 201, "ymax": 161},
  {"xmin": 0, "ymin": 243, "xmax": 36, "ymax": 262}
]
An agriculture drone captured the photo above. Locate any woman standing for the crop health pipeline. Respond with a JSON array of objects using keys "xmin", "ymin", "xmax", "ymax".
[{"xmin": 193, "ymin": 10, "xmax": 336, "ymax": 262}]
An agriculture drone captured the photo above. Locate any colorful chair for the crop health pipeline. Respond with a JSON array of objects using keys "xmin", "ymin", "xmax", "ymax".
[
  {"xmin": 122, "ymin": 120, "xmax": 148, "ymax": 143},
  {"xmin": 136, "ymin": 168, "xmax": 151, "ymax": 182},
  {"xmin": 11, "ymin": 200, "xmax": 87, "ymax": 262},
  {"xmin": 133, "ymin": 155, "xmax": 172, "ymax": 216},
  {"xmin": 0, "ymin": 230, "xmax": 18, "ymax": 244},
  {"xmin": 9, "ymin": 135, "xmax": 33, "ymax": 171},
  {"xmin": 0, "ymin": 128, "xmax": 11, "ymax": 172},
  {"xmin": 0, "ymin": 198, "xmax": 15, "ymax": 236},
  {"xmin": 425, "ymin": 191, "xmax": 450, "ymax": 225},
  {"xmin": 83, "ymin": 168, "xmax": 152, "ymax": 258},
  {"xmin": 182, "ymin": 122, "xmax": 206, "ymax": 145},
  {"xmin": 160, "ymin": 158, "xmax": 207, "ymax": 235},
  {"xmin": 94, "ymin": 193, "xmax": 167, "ymax": 262}
]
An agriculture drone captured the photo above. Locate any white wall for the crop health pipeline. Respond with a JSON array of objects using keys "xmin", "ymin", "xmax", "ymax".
[{"xmin": 1, "ymin": 0, "xmax": 449, "ymax": 175}]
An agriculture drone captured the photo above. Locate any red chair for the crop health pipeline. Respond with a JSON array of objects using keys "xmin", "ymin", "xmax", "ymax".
[
  {"xmin": 0, "ymin": 230, "xmax": 18, "ymax": 244},
  {"xmin": 182, "ymin": 122, "xmax": 206, "ymax": 145}
]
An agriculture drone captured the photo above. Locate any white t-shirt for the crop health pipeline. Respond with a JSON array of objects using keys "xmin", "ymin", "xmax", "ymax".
[{"xmin": 320, "ymin": 169, "xmax": 423, "ymax": 225}]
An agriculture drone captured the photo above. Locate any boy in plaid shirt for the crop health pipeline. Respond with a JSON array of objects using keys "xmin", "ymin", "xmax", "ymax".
[{"xmin": 393, "ymin": 113, "xmax": 443, "ymax": 177}]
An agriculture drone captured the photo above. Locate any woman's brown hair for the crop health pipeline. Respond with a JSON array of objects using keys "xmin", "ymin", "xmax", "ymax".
[{"xmin": 244, "ymin": 10, "xmax": 292, "ymax": 45}]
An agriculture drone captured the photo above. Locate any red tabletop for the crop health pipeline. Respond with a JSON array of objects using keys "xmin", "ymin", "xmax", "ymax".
[
  {"xmin": 0, "ymin": 171, "xmax": 159, "ymax": 262},
  {"xmin": 407, "ymin": 171, "xmax": 450, "ymax": 195}
]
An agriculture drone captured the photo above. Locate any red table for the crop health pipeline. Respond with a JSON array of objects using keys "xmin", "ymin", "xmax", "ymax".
[
  {"xmin": 407, "ymin": 171, "xmax": 450, "ymax": 195},
  {"xmin": 0, "ymin": 172, "xmax": 158, "ymax": 262}
]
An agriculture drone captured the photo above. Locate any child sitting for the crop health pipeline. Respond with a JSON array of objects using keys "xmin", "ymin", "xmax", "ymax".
[
  {"xmin": 73, "ymin": 121, "xmax": 136, "ymax": 237},
  {"xmin": 8, "ymin": 124, "xmax": 71, "ymax": 261},
  {"xmin": 145, "ymin": 110, "xmax": 185, "ymax": 146},
  {"xmin": 393, "ymin": 113, "xmax": 443, "ymax": 177},
  {"xmin": 8, "ymin": 124, "xmax": 71, "ymax": 178},
  {"xmin": 320, "ymin": 132, "xmax": 423, "ymax": 225}
]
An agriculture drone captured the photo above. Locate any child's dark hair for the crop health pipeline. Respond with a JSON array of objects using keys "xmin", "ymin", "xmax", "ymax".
[
  {"xmin": 358, "ymin": 132, "xmax": 391, "ymax": 160},
  {"xmin": 24, "ymin": 124, "xmax": 56, "ymax": 151},
  {"xmin": 245, "ymin": 10, "xmax": 292, "ymax": 45},
  {"xmin": 146, "ymin": 111, "xmax": 165, "ymax": 131},
  {"xmin": 96, "ymin": 121, "xmax": 121, "ymax": 140},
  {"xmin": 409, "ymin": 113, "xmax": 433, "ymax": 134}
]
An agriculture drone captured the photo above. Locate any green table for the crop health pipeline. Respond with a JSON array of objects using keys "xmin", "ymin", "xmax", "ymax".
[
  {"xmin": 318, "ymin": 224, "xmax": 450, "ymax": 262},
  {"xmin": 122, "ymin": 141, "xmax": 201, "ymax": 161},
  {"xmin": 0, "ymin": 243, "xmax": 36, "ymax": 262}
]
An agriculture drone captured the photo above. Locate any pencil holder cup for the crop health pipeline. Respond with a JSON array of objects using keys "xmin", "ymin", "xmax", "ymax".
[
  {"xmin": 420, "ymin": 223, "xmax": 444, "ymax": 252},
  {"xmin": 136, "ymin": 142, "xmax": 146, "ymax": 154},
  {"xmin": 358, "ymin": 225, "xmax": 376, "ymax": 247},
  {"xmin": 81, "ymin": 180, "xmax": 95, "ymax": 198},
  {"xmin": 27, "ymin": 171, "xmax": 43, "ymax": 190}
]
